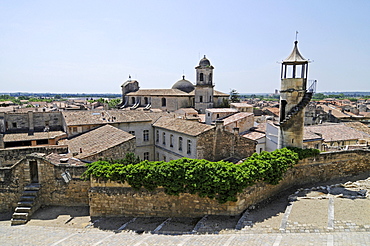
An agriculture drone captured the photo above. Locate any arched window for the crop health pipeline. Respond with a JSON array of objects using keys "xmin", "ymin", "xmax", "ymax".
[
  {"xmin": 199, "ymin": 96, "xmax": 203, "ymax": 103},
  {"xmin": 209, "ymin": 73, "xmax": 212, "ymax": 83},
  {"xmin": 170, "ymin": 134, "xmax": 174, "ymax": 147},
  {"xmin": 162, "ymin": 132, "xmax": 166, "ymax": 145},
  {"xmin": 162, "ymin": 98, "xmax": 166, "ymax": 107},
  {"xmin": 156, "ymin": 130, "xmax": 159, "ymax": 142},
  {"xmin": 200, "ymin": 73, "xmax": 204, "ymax": 81},
  {"xmin": 178, "ymin": 137, "xmax": 183, "ymax": 151},
  {"xmin": 187, "ymin": 140, "xmax": 192, "ymax": 155}
]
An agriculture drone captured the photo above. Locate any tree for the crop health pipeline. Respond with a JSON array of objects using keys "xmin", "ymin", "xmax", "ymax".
[
  {"xmin": 108, "ymin": 98, "xmax": 121, "ymax": 109},
  {"xmin": 230, "ymin": 89, "xmax": 241, "ymax": 103}
]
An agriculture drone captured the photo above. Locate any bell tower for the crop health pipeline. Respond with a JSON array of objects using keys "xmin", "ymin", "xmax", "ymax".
[
  {"xmin": 194, "ymin": 55, "xmax": 214, "ymax": 113},
  {"xmin": 278, "ymin": 41, "xmax": 313, "ymax": 149}
]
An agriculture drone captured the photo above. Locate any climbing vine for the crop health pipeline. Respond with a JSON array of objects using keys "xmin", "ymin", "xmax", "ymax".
[{"xmin": 82, "ymin": 148, "xmax": 314, "ymax": 203}]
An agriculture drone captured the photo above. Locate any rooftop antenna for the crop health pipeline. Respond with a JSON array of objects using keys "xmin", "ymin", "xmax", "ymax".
[{"xmin": 295, "ymin": 31, "xmax": 299, "ymax": 41}]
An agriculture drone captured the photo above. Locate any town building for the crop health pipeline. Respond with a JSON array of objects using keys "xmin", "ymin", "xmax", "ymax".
[{"xmin": 120, "ymin": 56, "xmax": 229, "ymax": 113}]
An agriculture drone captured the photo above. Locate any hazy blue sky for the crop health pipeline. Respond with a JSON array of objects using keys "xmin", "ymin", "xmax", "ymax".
[{"xmin": 1, "ymin": 1, "xmax": 369, "ymax": 94}]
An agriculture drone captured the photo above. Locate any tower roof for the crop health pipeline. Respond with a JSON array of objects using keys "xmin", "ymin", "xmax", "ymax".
[
  {"xmin": 283, "ymin": 41, "xmax": 308, "ymax": 64},
  {"xmin": 196, "ymin": 55, "xmax": 214, "ymax": 69}
]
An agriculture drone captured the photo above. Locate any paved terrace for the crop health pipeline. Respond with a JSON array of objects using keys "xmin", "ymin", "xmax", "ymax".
[{"xmin": 1, "ymin": 174, "xmax": 369, "ymax": 245}]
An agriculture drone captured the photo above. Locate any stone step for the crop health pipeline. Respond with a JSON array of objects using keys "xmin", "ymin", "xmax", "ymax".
[
  {"xmin": 17, "ymin": 201, "xmax": 33, "ymax": 207},
  {"xmin": 23, "ymin": 190, "xmax": 38, "ymax": 196},
  {"xmin": 12, "ymin": 212, "xmax": 29, "ymax": 220},
  {"xmin": 24, "ymin": 184, "xmax": 40, "ymax": 191},
  {"xmin": 20, "ymin": 196, "xmax": 36, "ymax": 202},
  {"xmin": 11, "ymin": 218, "xmax": 27, "ymax": 226},
  {"xmin": 15, "ymin": 207, "xmax": 31, "ymax": 213}
]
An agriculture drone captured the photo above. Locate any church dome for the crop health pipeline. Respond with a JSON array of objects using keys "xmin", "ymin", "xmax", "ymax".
[
  {"xmin": 199, "ymin": 55, "xmax": 211, "ymax": 67},
  {"xmin": 171, "ymin": 76, "xmax": 195, "ymax": 93}
]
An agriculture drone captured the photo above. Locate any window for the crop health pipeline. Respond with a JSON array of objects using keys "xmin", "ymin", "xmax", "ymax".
[
  {"xmin": 156, "ymin": 130, "xmax": 159, "ymax": 142},
  {"xmin": 131, "ymin": 97, "xmax": 135, "ymax": 105},
  {"xmin": 144, "ymin": 97, "xmax": 149, "ymax": 105},
  {"xmin": 216, "ymin": 114, "xmax": 220, "ymax": 118},
  {"xmin": 170, "ymin": 134, "xmax": 174, "ymax": 147},
  {"xmin": 187, "ymin": 140, "xmax": 192, "ymax": 155},
  {"xmin": 209, "ymin": 73, "xmax": 212, "ymax": 83},
  {"xmin": 200, "ymin": 73, "xmax": 204, "ymax": 81},
  {"xmin": 144, "ymin": 152, "xmax": 149, "ymax": 160},
  {"xmin": 162, "ymin": 98, "xmax": 166, "ymax": 107},
  {"xmin": 143, "ymin": 130, "xmax": 149, "ymax": 141},
  {"xmin": 163, "ymin": 155, "xmax": 167, "ymax": 162},
  {"xmin": 200, "ymin": 96, "xmax": 203, "ymax": 102},
  {"xmin": 178, "ymin": 137, "xmax": 183, "ymax": 151},
  {"xmin": 162, "ymin": 132, "xmax": 166, "ymax": 145},
  {"xmin": 72, "ymin": 127, "xmax": 77, "ymax": 133},
  {"xmin": 12, "ymin": 122, "xmax": 17, "ymax": 128},
  {"xmin": 156, "ymin": 152, "xmax": 159, "ymax": 160},
  {"xmin": 129, "ymin": 131, "xmax": 135, "ymax": 136}
]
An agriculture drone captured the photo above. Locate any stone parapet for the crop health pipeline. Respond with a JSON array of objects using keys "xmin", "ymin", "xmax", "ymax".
[{"xmin": 89, "ymin": 150, "xmax": 370, "ymax": 217}]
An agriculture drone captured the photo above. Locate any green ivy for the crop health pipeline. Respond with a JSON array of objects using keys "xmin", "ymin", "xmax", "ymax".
[
  {"xmin": 82, "ymin": 148, "xmax": 307, "ymax": 203},
  {"xmin": 286, "ymin": 147, "xmax": 320, "ymax": 160}
]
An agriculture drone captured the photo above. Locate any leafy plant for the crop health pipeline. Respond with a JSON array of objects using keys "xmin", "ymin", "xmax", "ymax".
[{"xmin": 82, "ymin": 148, "xmax": 309, "ymax": 203}]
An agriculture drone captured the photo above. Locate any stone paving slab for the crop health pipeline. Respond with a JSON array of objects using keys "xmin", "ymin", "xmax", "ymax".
[
  {"xmin": 334, "ymin": 198, "xmax": 370, "ymax": 229},
  {"xmin": 287, "ymin": 199, "xmax": 329, "ymax": 231}
]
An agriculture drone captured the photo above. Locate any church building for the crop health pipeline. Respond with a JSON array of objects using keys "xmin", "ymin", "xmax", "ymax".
[{"xmin": 120, "ymin": 56, "xmax": 229, "ymax": 113}]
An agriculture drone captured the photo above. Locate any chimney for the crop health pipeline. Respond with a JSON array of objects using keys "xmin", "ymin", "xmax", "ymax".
[
  {"xmin": 233, "ymin": 127, "xmax": 239, "ymax": 135},
  {"xmin": 215, "ymin": 120, "xmax": 224, "ymax": 131}
]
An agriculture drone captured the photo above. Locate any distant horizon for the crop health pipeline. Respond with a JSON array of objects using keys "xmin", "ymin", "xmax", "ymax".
[{"xmin": 1, "ymin": 91, "xmax": 370, "ymax": 96}]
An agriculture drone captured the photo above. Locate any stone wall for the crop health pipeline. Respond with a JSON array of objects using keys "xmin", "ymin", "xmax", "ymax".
[
  {"xmin": 0, "ymin": 111, "xmax": 63, "ymax": 134},
  {"xmin": 32, "ymin": 157, "xmax": 89, "ymax": 206},
  {"xmin": 0, "ymin": 154, "xmax": 88, "ymax": 213},
  {"xmin": 82, "ymin": 138, "xmax": 136, "ymax": 162},
  {"xmin": 0, "ymin": 145, "xmax": 68, "ymax": 167},
  {"xmin": 89, "ymin": 150, "xmax": 370, "ymax": 217}
]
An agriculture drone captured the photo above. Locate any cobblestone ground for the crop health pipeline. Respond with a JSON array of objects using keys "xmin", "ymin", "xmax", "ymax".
[{"xmin": 1, "ymin": 175, "xmax": 369, "ymax": 245}]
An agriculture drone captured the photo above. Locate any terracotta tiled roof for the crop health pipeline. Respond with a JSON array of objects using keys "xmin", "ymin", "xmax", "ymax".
[
  {"xmin": 303, "ymin": 129, "xmax": 323, "ymax": 141},
  {"xmin": 319, "ymin": 105, "xmax": 350, "ymax": 119},
  {"xmin": 223, "ymin": 112, "xmax": 253, "ymax": 126},
  {"xmin": 59, "ymin": 124, "xmax": 135, "ymax": 159},
  {"xmin": 153, "ymin": 117, "xmax": 214, "ymax": 136},
  {"xmin": 213, "ymin": 90, "xmax": 229, "ymax": 96},
  {"xmin": 206, "ymin": 108, "xmax": 238, "ymax": 113},
  {"xmin": 343, "ymin": 122, "xmax": 370, "ymax": 136},
  {"xmin": 62, "ymin": 110, "xmax": 152, "ymax": 126},
  {"xmin": 242, "ymin": 131, "xmax": 265, "ymax": 140},
  {"xmin": 264, "ymin": 107, "xmax": 280, "ymax": 116},
  {"xmin": 3, "ymin": 131, "xmax": 66, "ymax": 142},
  {"xmin": 305, "ymin": 123, "xmax": 370, "ymax": 142},
  {"xmin": 44, "ymin": 153, "xmax": 85, "ymax": 166},
  {"xmin": 230, "ymin": 102, "xmax": 253, "ymax": 108}
]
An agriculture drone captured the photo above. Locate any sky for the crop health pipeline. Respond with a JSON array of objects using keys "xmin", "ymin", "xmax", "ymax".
[{"xmin": 1, "ymin": 1, "xmax": 370, "ymax": 94}]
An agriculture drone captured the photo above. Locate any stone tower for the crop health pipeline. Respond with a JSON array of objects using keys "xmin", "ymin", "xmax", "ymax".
[
  {"xmin": 194, "ymin": 55, "xmax": 214, "ymax": 113},
  {"xmin": 278, "ymin": 41, "xmax": 313, "ymax": 149}
]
